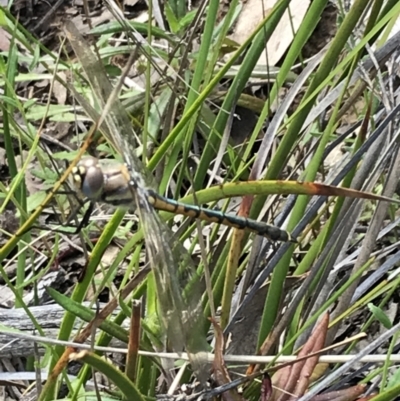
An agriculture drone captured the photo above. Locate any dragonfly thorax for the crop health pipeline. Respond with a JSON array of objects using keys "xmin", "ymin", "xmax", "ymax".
[
  {"xmin": 72, "ymin": 156, "xmax": 105, "ymax": 201},
  {"xmin": 72, "ymin": 156, "xmax": 134, "ymax": 207}
]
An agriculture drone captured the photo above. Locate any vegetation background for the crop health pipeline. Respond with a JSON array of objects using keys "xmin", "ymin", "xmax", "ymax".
[{"xmin": 1, "ymin": 0, "xmax": 400, "ymax": 400}]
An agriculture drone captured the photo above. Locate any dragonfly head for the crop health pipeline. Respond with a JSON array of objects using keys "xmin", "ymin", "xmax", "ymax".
[{"xmin": 72, "ymin": 156, "xmax": 104, "ymax": 200}]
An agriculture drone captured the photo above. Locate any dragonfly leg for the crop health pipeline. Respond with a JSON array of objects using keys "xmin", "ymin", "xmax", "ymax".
[{"xmin": 16, "ymin": 198, "xmax": 94, "ymax": 236}]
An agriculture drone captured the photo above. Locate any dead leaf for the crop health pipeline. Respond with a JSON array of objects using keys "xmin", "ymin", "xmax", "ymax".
[
  {"xmin": 15, "ymin": 153, "xmax": 45, "ymax": 196},
  {"xmin": 53, "ymin": 72, "xmax": 67, "ymax": 104},
  {"xmin": 230, "ymin": 0, "xmax": 311, "ymax": 67},
  {"xmin": 0, "ymin": 148, "xmax": 6, "ymax": 165},
  {"xmin": 0, "ymin": 28, "xmax": 11, "ymax": 51},
  {"xmin": 271, "ymin": 365, "xmax": 292, "ymax": 401},
  {"xmin": 124, "ymin": 0, "xmax": 140, "ymax": 6},
  {"xmin": 0, "ymin": 285, "xmax": 15, "ymax": 307},
  {"xmin": 270, "ymin": 313, "xmax": 329, "ymax": 401},
  {"xmin": 287, "ymin": 313, "xmax": 329, "ymax": 401},
  {"xmin": 261, "ymin": 373, "xmax": 273, "ymax": 401},
  {"xmin": 311, "ymin": 384, "xmax": 367, "ymax": 401},
  {"xmin": 211, "ymin": 318, "xmax": 243, "ymax": 401}
]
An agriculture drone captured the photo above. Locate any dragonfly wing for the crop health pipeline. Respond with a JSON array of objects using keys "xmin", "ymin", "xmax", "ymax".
[
  {"xmin": 134, "ymin": 186, "xmax": 206, "ymax": 355},
  {"xmin": 65, "ymin": 22, "xmax": 151, "ymax": 185},
  {"xmin": 128, "ymin": 183, "xmax": 207, "ymax": 379},
  {"xmin": 65, "ymin": 22, "xmax": 208, "ymax": 375}
]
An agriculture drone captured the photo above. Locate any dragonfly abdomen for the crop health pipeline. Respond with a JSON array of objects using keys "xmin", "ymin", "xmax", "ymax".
[{"xmin": 147, "ymin": 190, "xmax": 294, "ymax": 242}]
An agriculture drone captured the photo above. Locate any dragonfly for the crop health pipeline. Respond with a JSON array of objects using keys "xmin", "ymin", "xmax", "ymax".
[
  {"xmin": 71, "ymin": 157, "xmax": 295, "ymax": 242},
  {"xmin": 64, "ymin": 22, "xmax": 293, "ymax": 375}
]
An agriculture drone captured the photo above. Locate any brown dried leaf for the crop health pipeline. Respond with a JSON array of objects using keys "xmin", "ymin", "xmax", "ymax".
[
  {"xmin": 229, "ymin": 0, "xmax": 310, "ymax": 67},
  {"xmin": 310, "ymin": 362, "xmax": 329, "ymax": 383},
  {"xmin": 311, "ymin": 384, "xmax": 367, "ymax": 401},
  {"xmin": 261, "ymin": 373, "xmax": 273, "ymax": 401},
  {"xmin": 53, "ymin": 73, "xmax": 67, "ymax": 105},
  {"xmin": 15, "ymin": 152, "xmax": 45, "ymax": 196},
  {"xmin": 212, "ymin": 317, "xmax": 229, "ymax": 384},
  {"xmin": 271, "ymin": 365, "xmax": 292, "ymax": 401},
  {"xmin": 124, "ymin": 0, "xmax": 140, "ymax": 6},
  {"xmin": 211, "ymin": 318, "xmax": 242, "ymax": 401},
  {"xmin": 288, "ymin": 313, "xmax": 329, "ymax": 401},
  {"xmin": 0, "ymin": 285, "xmax": 15, "ymax": 307},
  {"xmin": 0, "ymin": 28, "xmax": 11, "ymax": 51},
  {"xmin": 271, "ymin": 313, "xmax": 329, "ymax": 401}
]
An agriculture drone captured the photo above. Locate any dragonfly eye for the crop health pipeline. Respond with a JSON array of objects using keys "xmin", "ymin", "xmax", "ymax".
[{"xmin": 72, "ymin": 157, "xmax": 104, "ymax": 200}]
